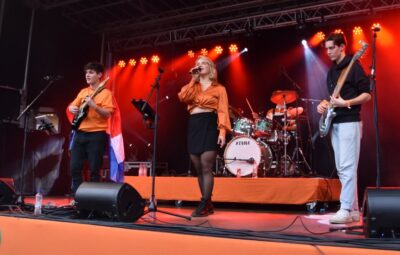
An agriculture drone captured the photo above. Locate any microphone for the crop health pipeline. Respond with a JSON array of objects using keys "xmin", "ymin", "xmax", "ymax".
[
  {"xmin": 43, "ymin": 75, "xmax": 63, "ymax": 81},
  {"xmin": 189, "ymin": 66, "xmax": 202, "ymax": 74}
]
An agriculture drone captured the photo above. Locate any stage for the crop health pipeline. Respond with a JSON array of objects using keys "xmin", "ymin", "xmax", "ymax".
[{"xmin": 0, "ymin": 177, "xmax": 400, "ymax": 254}]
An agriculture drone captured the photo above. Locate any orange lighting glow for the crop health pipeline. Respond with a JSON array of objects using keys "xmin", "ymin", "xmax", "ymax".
[
  {"xmin": 151, "ymin": 55, "xmax": 160, "ymax": 63},
  {"xmin": 353, "ymin": 26, "xmax": 363, "ymax": 36},
  {"xmin": 310, "ymin": 32, "xmax": 325, "ymax": 47},
  {"xmin": 118, "ymin": 60, "xmax": 126, "ymax": 68},
  {"xmin": 229, "ymin": 44, "xmax": 238, "ymax": 53},
  {"xmin": 200, "ymin": 48, "xmax": 208, "ymax": 56},
  {"xmin": 140, "ymin": 57, "xmax": 148, "ymax": 65},
  {"xmin": 371, "ymin": 23, "xmax": 381, "ymax": 31},
  {"xmin": 128, "ymin": 59, "xmax": 136, "ymax": 66},
  {"xmin": 188, "ymin": 50, "xmax": 195, "ymax": 58},
  {"xmin": 214, "ymin": 46, "xmax": 223, "ymax": 55}
]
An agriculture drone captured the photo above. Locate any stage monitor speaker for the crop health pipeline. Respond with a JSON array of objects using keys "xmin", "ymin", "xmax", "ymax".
[
  {"xmin": 0, "ymin": 179, "xmax": 17, "ymax": 206},
  {"xmin": 75, "ymin": 182, "xmax": 145, "ymax": 222},
  {"xmin": 363, "ymin": 187, "xmax": 400, "ymax": 238}
]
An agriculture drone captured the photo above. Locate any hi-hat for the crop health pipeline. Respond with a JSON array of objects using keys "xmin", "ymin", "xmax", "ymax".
[
  {"xmin": 270, "ymin": 90, "xmax": 298, "ymax": 105},
  {"xmin": 287, "ymin": 107, "xmax": 304, "ymax": 119}
]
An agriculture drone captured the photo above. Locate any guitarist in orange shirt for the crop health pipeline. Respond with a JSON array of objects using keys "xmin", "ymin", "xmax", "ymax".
[
  {"xmin": 68, "ymin": 62, "xmax": 115, "ymax": 194},
  {"xmin": 317, "ymin": 33, "xmax": 371, "ymax": 224}
]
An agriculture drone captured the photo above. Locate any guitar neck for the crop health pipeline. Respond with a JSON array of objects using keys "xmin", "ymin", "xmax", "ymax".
[{"xmin": 79, "ymin": 77, "xmax": 110, "ymax": 110}]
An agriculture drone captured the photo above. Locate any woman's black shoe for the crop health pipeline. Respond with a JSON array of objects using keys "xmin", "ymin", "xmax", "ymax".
[{"xmin": 191, "ymin": 199, "xmax": 212, "ymax": 217}]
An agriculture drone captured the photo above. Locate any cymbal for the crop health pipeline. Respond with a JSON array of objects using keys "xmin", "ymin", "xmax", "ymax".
[
  {"xmin": 228, "ymin": 105, "xmax": 244, "ymax": 118},
  {"xmin": 270, "ymin": 90, "xmax": 298, "ymax": 105}
]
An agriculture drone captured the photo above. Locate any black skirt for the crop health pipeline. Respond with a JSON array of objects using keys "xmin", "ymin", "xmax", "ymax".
[{"xmin": 187, "ymin": 112, "xmax": 218, "ymax": 155}]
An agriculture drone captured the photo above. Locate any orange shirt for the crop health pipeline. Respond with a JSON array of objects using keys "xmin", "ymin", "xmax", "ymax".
[
  {"xmin": 178, "ymin": 81, "xmax": 231, "ymax": 137},
  {"xmin": 70, "ymin": 87, "xmax": 115, "ymax": 132}
]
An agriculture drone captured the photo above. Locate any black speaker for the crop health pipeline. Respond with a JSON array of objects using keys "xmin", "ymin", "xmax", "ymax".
[
  {"xmin": 0, "ymin": 179, "xmax": 17, "ymax": 206},
  {"xmin": 363, "ymin": 187, "xmax": 400, "ymax": 238},
  {"xmin": 75, "ymin": 182, "xmax": 145, "ymax": 222}
]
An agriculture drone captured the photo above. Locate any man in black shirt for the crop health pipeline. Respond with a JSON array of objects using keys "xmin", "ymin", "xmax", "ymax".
[{"xmin": 317, "ymin": 33, "xmax": 371, "ymax": 224}]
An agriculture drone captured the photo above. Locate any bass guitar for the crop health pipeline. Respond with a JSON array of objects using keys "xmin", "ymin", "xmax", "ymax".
[
  {"xmin": 71, "ymin": 76, "xmax": 110, "ymax": 130},
  {"xmin": 319, "ymin": 41, "xmax": 368, "ymax": 137}
]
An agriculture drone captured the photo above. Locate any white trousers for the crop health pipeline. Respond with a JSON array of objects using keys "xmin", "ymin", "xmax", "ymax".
[{"xmin": 331, "ymin": 122, "xmax": 362, "ymax": 211}]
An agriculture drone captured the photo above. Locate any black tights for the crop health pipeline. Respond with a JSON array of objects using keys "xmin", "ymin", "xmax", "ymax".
[{"xmin": 190, "ymin": 151, "xmax": 217, "ymax": 201}]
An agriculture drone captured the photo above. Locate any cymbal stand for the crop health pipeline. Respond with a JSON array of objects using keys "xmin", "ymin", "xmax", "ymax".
[
  {"xmin": 291, "ymin": 106, "xmax": 312, "ymax": 175},
  {"xmin": 282, "ymin": 97, "xmax": 290, "ymax": 176}
]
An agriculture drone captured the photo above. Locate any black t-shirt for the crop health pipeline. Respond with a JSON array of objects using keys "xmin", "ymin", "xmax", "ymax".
[{"xmin": 326, "ymin": 55, "xmax": 370, "ymax": 123}]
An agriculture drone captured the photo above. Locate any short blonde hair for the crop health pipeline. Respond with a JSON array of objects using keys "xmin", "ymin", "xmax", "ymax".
[{"xmin": 195, "ymin": 56, "xmax": 218, "ymax": 81}]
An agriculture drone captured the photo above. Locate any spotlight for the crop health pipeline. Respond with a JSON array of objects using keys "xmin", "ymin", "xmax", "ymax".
[
  {"xmin": 243, "ymin": 47, "xmax": 248, "ymax": 52},
  {"xmin": 334, "ymin": 29, "xmax": 343, "ymax": 34},
  {"xmin": 151, "ymin": 55, "xmax": 160, "ymax": 63},
  {"xmin": 187, "ymin": 50, "xmax": 195, "ymax": 58},
  {"xmin": 214, "ymin": 46, "xmax": 223, "ymax": 55},
  {"xmin": 140, "ymin": 57, "xmax": 148, "ymax": 65},
  {"xmin": 316, "ymin": 31, "xmax": 325, "ymax": 41},
  {"xmin": 118, "ymin": 60, "xmax": 126, "ymax": 68},
  {"xmin": 301, "ymin": 39, "xmax": 308, "ymax": 47},
  {"xmin": 353, "ymin": 26, "xmax": 363, "ymax": 36},
  {"xmin": 371, "ymin": 23, "xmax": 381, "ymax": 32},
  {"xmin": 229, "ymin": 44, "xmax": 238, "ymax": 53},
  {"xmin": 200, "ymin": 48, "xmax": 208, "ymax": 56},
  {"xmin": 128, "ymin": 59, "xmax": 136, "ymax": 66}
]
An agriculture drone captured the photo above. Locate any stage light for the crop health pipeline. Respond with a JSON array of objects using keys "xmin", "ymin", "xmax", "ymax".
[
  {"xmin": 187, "ymin": 50, "xmax": 195, "ymax": 58},
  {"xmin": 243, "ymin": 47, "xmax": 248, "ymax": 53},
  {"xmin": 118, "ymin": 60, "xmax": 126, "ymax": 68},
  {"xmin": 353, "ymin": 26, "xmax": 363, "ymax": 36},
  {"xmin": 229, "ymin": 44, "xmax": 238, "ymax": 53},
  {"xmin": 301, "ymin": 39, "xmax": 308, "ymax": 47},
  {"xmin": 128, "ymin": 59, "xmax": 136, "ymax": 66},
  {"xmin": 371, "ymin": 23, "xmax": 381, "ymax": 32},
  {"xmin": 334, "ymin": 29, "xmax": 343, "ymax": 34},
  {"xmin": 200, "ymin": 48, "xmax": 208, "ymax": 56},
  {"xmin": 140, "ymin": 57, "xmax": 148, "ymax": 65},
  {"xmin": 214, "ymin": 46, "xmax": 223, "ymax": 55},
  {"xmin": 151, "ymin": 55, "xmax": 160, "ymax": 63},
  {"xmin": 316, "ymin": 31, "xmax": 325, "ymax": 41}
]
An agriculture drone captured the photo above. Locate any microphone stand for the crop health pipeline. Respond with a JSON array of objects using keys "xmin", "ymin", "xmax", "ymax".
[
  {"xmin": 370, "ymin": 29, "xmax": 382, "ymax": 188},
  {"xmin": 15, "ymin": 78, "xmax": 59, "ymax": 204},
  {"xmin": 140, "ymin": 68, "xmax": 191, "ymax": 220}
]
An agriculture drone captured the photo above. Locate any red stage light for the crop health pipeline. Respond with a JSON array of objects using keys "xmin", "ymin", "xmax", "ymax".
[
  {"xmin": 187, "ymin": 50, "xmax": 195, "ymax": 58},
  {"xmin": 334, "ymin": 29, "xmax": 343, "ymax": 34},
  {"xmin": 353, "ymin": 26, "xmax": 363, "ymax": 36},
  {"xmin": 214, "ymin": 46, "xmax": 223, "ymax": 55},
  {"xmin": 229, "ymin": 44, "xmax": 238, "ymax": 53},
  {"xmin": 118, "ymin": 60, "xmax": 126, "ymax": 68},
  {"xmin": 151, "ymin": 55, "xmax": 160, "ymax": 63},
  {"xmin": 316, "ymin": 31, "xmax": 325, "ymax": 41},
  {"xmin": 140, "ymin": 57, "xmax": 148, "ymax": 65},
  {"xmin": 128, "ymin": 59, "xmax": 136, "ymax": 66},
  {"xmin": 200, "ymin": 48, "xmax": 208, "ymax": 56}
]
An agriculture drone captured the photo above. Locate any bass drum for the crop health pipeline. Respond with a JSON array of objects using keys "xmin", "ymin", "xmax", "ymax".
[{"xmin": 224, "ymin": 136, "xmax": 273, "ymax": 177}]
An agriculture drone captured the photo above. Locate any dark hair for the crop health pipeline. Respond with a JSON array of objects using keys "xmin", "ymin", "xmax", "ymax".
[
  {"xmin": 84, "ymin": 62, "xmax": 104, "ymax": 74},
  {"xmin": 325, "ymin": 32, "xmax": 347, "ymax": 47}
]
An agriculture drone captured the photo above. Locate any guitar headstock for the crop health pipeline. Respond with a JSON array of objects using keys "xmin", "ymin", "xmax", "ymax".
[{"xmin": 354, "ymin": 40, "xmax": 368, "ymax": 60}]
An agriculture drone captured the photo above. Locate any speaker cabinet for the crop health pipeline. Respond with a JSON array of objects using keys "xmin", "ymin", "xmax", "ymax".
[
  {"xmin": 75, "ymin": 182, "xmax": 145, "ymax": 222},
  {"xmin": 363, "ymin": 187, "xmax": 400, "ymax": 238},
  {"xmin": 0, "ymin": 179, "xmax": 17, "ymax": 206}
]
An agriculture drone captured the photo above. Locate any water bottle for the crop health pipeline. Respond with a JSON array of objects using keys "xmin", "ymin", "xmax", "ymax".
[
  {"xmin": 34, "ymin": 191, "xmax": 43, "ymax": 216},
  {"xmin": 236, "ymin": 168, "xmax": 241, "ymax": 178},
  {"xmin": 138, "ymin": 163, "xmax": 143, "ymax": 176},
  {"xmin": 143, "ymin": 163, "xmax": 148, "ymax": 176}
]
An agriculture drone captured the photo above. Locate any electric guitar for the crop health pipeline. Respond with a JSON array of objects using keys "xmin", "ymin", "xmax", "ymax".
[
  {"xmin": 319, "ymin": 41, "xmax": 368, "ymax": 137},
  {"xmin": 71, "ymin": 76, "xmax": 110, "ymax": 130}
]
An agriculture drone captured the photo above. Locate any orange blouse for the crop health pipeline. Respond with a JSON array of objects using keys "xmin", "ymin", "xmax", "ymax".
[
  {"xmin": 178, "ymin": 81, "xmax": 231, "ymax": 137},
  {"xmin": 70, "ymin": 87, "xmax": 115, "ymax": 132}
]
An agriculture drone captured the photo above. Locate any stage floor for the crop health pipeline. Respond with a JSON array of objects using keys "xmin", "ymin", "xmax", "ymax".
[{"xmin": 1, "ymin": 196, "xmax": 400, "ymax": 254}]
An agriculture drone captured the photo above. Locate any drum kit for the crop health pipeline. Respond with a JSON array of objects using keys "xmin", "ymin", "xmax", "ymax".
[{"xmin": 222, "ymin": 90, "xmax": 311, "ymax": 177}]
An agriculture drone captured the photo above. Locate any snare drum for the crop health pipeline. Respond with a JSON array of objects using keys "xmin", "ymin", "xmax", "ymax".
[
  {"xmin": 232, "ymin": 117, "xmax": 254, "ymax": 136},
  {"xmin": 224, "ymin": 136, "xmax": 273, "ymax": 177},
  {"xmin": 254, "ymin": 118, "xmax": 273, "ymax": 137}
]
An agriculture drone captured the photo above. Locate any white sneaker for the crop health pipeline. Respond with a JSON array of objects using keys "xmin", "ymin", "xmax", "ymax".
[
  {"xmin": 329, "ymin": 209, "xmax": 352, "ymax": 224},
  {"xmin": 351, "ymin": 210, "xmax": 360, "ymax": 222}
]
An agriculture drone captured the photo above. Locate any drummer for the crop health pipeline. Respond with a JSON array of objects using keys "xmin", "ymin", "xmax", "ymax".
[{"xmin": 252, "ymin": 104, "xmax": 303, "ymax": 131}]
